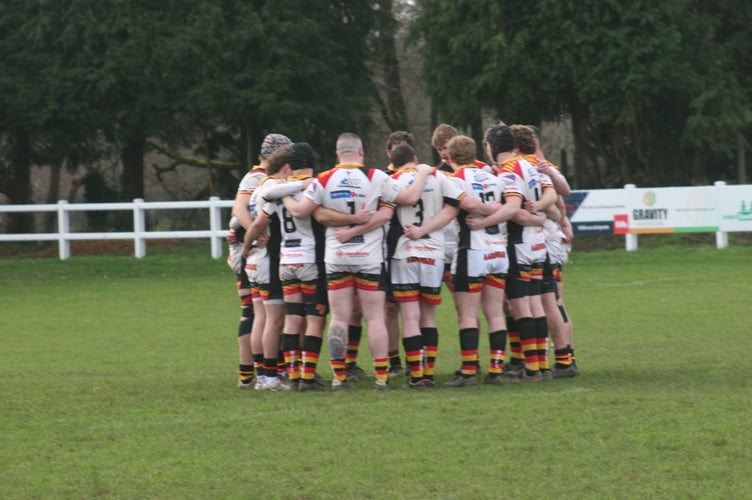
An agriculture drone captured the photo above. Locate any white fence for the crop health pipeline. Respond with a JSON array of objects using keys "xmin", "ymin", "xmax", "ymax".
[
  {"xmin": 0, "ymin": 196, "xmax": 234, "ymax": 260},
  {"xmin": 2, "ymin": 181, "xmax": 751, "ymax": 260}
]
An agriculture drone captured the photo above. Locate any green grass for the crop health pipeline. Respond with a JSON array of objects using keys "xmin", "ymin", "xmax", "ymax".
[{"xmin": 1, "ymin": 243, "xmax": 751, "ymax": 498}]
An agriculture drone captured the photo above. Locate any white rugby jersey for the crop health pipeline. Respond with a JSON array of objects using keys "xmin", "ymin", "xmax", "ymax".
[
  {"xmin": 228, "ymin": 166, "xmax": 266, "ymax": 231},
  {"xmin": 451, "ymin": 165, "xmax": 508, "ymax": 252},
  {"xmin": 499, "ymin": 155, "xmax": 553, "ymax": 245},
  {"xmin": 304, "ymin": 164, "xmax": 402, "ymax": 265},
  {"xmin": 437, "ymin": 167, "xmax": 459, "ymax": 262},
  {"xmin": 248, "ymin": 175, "xmax": 283, "ymax": 262},
  {"xmin": 262, "ymin": 175, "xmax": 321, "ymax": 265},
  {"xmin": 387, "ymin": 168, "xmax": 464, "ymax": 260}
]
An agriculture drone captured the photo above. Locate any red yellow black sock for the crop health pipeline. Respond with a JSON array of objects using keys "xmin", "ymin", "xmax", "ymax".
[
  {"xmin": 301, "ymin": 335, "xmax": 323, "ymax": 382},
  {"xmin": 507, "ymin": 316, "xmax": 524, "ymax": 365},
  {"xmin": 331, "ymin": 358, "xmax": 346, "ymax": 382},
  {"xmin": 459, "ymin": 328, "xmax": 479, "ymax": 376},
  {"xmin": 238, "ymin": 364, "xmax": 254, "ymax": 384},
  {"xmin": 554, "ymin": 347, "xmax": 572, "ymax": 368},
  {"xmin": 388, "ymin": 349, "xmax": 401, "ymax": 368},
  {"xmin": 277, "ymin": 350, "xmax": 287, "ymax": 375},
  {"xmin": 535, "ymin": 317, "xmax": 549, "ymax": 371},
  {"xmin": 374, "ymin": 357, "xmax": 389, "ymax": 383},
  {"xmin": 420, "ymin": 327, "xmax": 438, "ymax": 380},
  {"xmin": 282, "ymin": 333, "xmax": 301, "ymax": 381},
  {"xmin": 402, "ymin": 335, "xmax": 424, "ymax": 380},
  {"xmin": 253, "ymin": 353, "xmax": 264, "ymax": 377},
  {"xmin": 263, "ymin": 358, "xmax": 278, "ymax": 379},
  {"xmin": 345, "ymin": 325, "xmax": 362, "ymax": 368},
  {"xmin": 517, "ymin": 317, "xmax": 539, "ymax": 373},
  {"xmin": 488, "ymin": 330, "xmax": 507, "ymax": 375}
]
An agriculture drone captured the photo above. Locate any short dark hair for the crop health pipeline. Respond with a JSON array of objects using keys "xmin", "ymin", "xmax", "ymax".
[
  {"xmin": 386, "ymin": 130, "xmax": 415, "ymax": 151},
  {"xmin": 290, "ymin": 142, "xmax": 315, "ymax": 171},
  {"xmin": 484, "ymin": 124, "xmax": 515, "ymax": 158},
  {"xmin": 390, "ymin": 144, "xmax": 416, "ymax": 169}
]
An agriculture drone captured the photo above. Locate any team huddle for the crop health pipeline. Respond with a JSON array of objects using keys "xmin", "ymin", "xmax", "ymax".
[{"xmin": 227, "ymin": 123, "xmax": 577, "ymax": 392}]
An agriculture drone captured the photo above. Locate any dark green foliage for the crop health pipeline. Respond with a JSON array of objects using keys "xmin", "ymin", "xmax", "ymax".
[
  {"xmin": 412, "ymin": 0, "xmax": 752, "ymax": 187},
  {"xmin": 0, "ymin": 0, "xmax": 377, "ymax": 204}
]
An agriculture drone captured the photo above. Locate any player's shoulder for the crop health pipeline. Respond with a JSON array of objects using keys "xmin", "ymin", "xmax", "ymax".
[
  {"xmin": 500, "ymin": 157, "xmax": 525, "ymax": 176},
  {"xmin": 315, "ymin": 167, "xmax": 338, "ymax": 187}
]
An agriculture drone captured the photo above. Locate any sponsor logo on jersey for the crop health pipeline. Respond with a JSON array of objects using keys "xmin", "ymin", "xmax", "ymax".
[
  {"xmin": 331, "ymin": 190, "xmax": 352, "ymax": 199},
  {"xmin": 338, "ymin": 177, "xmax": 362, "ymax": 188},
  {"xmin": 335, "ymin": 249, "xmax": 369, "ymax": 257},
  {"xmin": 471, "ymin": 183, "xmax": 484, "ymax": 191}
]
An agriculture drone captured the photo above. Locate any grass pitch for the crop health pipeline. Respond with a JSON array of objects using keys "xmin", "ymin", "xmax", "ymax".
[{"xmin": 1, "ymin": 242, "xmax": 751, "ymax": 498}]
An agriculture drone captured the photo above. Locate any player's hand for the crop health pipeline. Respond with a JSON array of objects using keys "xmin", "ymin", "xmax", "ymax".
[
  {"xmin": 226, "ymin": 228, "xmax": 237, "ymax": 245},
  {"xmin": 335, "ymin": 227, "xmax": 354, "ymax": 243},
  {"xmin": 403, "ymin": 224, "xmax": 425, "ymax": 240},
  {"xmin": 466, "ymin": 214, "xmax": 485, "ymax": 230},
  {"xmin": 484, "ymin": 200, "xmax": 501, "ymax": 215},
  {"xmin": 562, "ymin": 220, "xmax": 574, "ymax": 242},
  {"xmin": 255, "ymin": 233, "xmax": 269, "ymax": 248},
  {"xmin": 416, "ymin": 163, "xmax": 435, "ymax": 176},
  {"xmin": 352, "ymin": 204, "xmax": 371, "ymax": 225},
  {"xmin": 524, "ymin": 200, "xmax": 538, "ymax": 214}
]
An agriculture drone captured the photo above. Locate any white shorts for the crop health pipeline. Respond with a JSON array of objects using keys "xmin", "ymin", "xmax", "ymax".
[
  {"xmin": 390, "ymin": 257, "xmax": 444, "ymax": 304},
  {"xmin": 451, "ymin": 248, "xmax": 508, "ymax": 293},
  {"xmin": 511, "ymin": 241, "xmax": 547, "ymax": 267},
  {"xmin": 546, "ymin": 240, "xmax": 571, "ymax": 266}
]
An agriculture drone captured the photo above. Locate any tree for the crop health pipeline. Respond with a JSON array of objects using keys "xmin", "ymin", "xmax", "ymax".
[
  {"xmin": 0, "ymin": 0, "xmax": 379, "ymax": 216},
  {"xmin": 411, "ymin": 0, "xmax": 752, "ymax": 187}
]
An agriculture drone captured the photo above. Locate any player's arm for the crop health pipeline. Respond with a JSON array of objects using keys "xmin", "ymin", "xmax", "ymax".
[
  {"xmin": 458, "ymin": 194, "xmax": 499, "ymax": 216},
  {"xmin": 512, "ymin": 208, "xmax": 547, "ymax": 227},
  {"xmin": 314, "ymin": 204, "xmax": 371, "ymax": 227},
  {"xmin": 335, "ymin": 204, "xmax": 394, "ymax": 243},
  {"xmin": 262, "ymin": 180, "xmax": 310, "ymax": 201},
  {"xmin": 538, "ymin": 161, "xmax": 571, "ymax": 196},
  {"xmin": 466, "ymin": 195, "xmax": 523, "ymax": 230},
  {"xmin": 393, "ymin": 163, "xmax": 433, "ymax": 206},
  {"xmin": 241, "ymin": 213, "xmax": 271, "ymax": 257},
  {"xmin": 232, "ymin": 192, "xmax": 252, "ymax": 230},
  {"xmin": 403, "ymin": 202, "xmax": 459, "ymax": 240},
  {"xmin": 530, "ymin": 185, "xmax": 558, "ymax": 212},
  {"xmin": 281, "ymin": 195, "xmax": 317, "ymax": 219},
  {"xmin": 544, "ymin": 201, "xmax": 562, "ymax": 223}
]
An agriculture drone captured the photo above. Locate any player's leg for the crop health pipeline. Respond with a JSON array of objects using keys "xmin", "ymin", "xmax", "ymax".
[
  {"xmin": 235, "ymin": 264, "xmax": 255, "ymax": 389},
  {"xmin": 298, "ymin": 265, "xmax": 328, "ymax": 391},
  {"xmin": 326, "ymin": 266, "xmax": 357, "ymax": 390},
  {"xmin": 355, "ymin": 266, "xmax": 390, "ymax": 390}
]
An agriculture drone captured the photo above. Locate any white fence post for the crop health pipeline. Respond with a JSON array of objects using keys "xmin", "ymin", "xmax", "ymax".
[
  {"xmin": 57, "ymin": 200, "xmax": 70, "ymax": 260},
  {"xmin": 714, "ymin": 180, "xmax": 729, "ymax": 249},
  {"xmin": 209, "ymin": 196, "xmax": 223, "ymax": 259},
  {"xmin": 133, "ymin": 198, "xmax": 146, "ymax": 258},
  {"xmin": 623, "ymin": 184, "xmax": 638, "ymax": 251}
]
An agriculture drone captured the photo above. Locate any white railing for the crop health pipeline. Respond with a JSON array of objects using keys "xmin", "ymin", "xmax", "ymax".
[
  {"xmin": 0, "ymin": 196, "xmax": 234, "ymax": 260},
  {"xmin": 2, "ymin": 181, "xmax": 751, "ymax": 259}
]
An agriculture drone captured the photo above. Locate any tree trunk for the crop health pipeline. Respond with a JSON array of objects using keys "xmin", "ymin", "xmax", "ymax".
[
  {"xmin": 4, "ymin": 128, "xmax": 34, "ymax": 232},
  {"xmin": 120, "ymin": 135, "xmax": 145, "ymax": 201},
  {"xmin": 571, "ymin": 106, "xmax": 601, "ymax": 188},
  {"xmin": 374, "ymin": 0, "xmax": 408, "ymax": 131},
  {"xmin": 43, "ymin": 163, "xmax": 61, "ymax": 233},
  {"xmin": 738, "ymin": 132, "xmax": 746, "ymax": 184}
]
